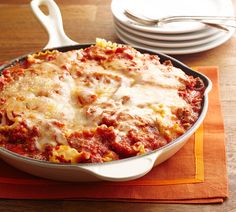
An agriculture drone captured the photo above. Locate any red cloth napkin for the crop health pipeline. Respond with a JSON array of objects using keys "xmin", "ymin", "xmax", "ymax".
[{"xmin": 0, "ymin": 66, "xmax": 228, "ymax": 203}]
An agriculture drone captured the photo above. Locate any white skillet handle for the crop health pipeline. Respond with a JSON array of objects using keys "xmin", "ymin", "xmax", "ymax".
[
  {"xmin": 81, "ymin": 151, "xmax": 162, "ymax": 182},
  {"xmin": 30, "ymin": 0, "xmax": 78, "ymax": 49}
]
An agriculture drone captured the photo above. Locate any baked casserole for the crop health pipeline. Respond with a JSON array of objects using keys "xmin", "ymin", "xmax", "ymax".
[{"xmin": 0, "ymin": 39, "xmax": 205, "ymax": 163}]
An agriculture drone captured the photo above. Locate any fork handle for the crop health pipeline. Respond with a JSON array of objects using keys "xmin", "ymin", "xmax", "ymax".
[
  {"xmin": 160, "ymin": 15, "xmax": 236, "ymax": 23},
  {"xmin": 124, "ymin": 9, "xmax": 236, "ymax": 28}
]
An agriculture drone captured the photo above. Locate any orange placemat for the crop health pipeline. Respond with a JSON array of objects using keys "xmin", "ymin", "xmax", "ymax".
[{"xmin": 0, "ymin": 66, "xmax": 228, "ymax": 203}]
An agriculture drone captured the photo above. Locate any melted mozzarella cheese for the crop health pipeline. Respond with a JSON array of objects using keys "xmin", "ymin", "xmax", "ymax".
[
  {"xmin": 0, "ymin": 47, "xmax": 191, "ymax": 152},
  {"xmin": 114, "ymin": 83, "xmax": 187, "ymax": 108},
  {"xmin": 136, "ymin": 64, "xmax": 187, "ymax": 89}
]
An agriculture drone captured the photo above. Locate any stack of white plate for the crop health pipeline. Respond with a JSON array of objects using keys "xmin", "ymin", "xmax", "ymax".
[{"xmin": 111, "ymin": 0, "xmax": 235, "ymax": 55}]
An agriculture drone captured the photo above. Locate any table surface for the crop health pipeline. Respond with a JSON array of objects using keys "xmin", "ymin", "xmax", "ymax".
[{"xmin": 0, "ymin": 0, "xmax": 236, "ymax": 211}]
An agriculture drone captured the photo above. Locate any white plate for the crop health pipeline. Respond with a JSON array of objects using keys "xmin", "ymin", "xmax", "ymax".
[
  {"xmin": 115, "ymin": 24, "xmax": 225, "ymax": 48},
  {"xmin": 114, "ymin": 18, "xmax": 219, "ymax": 41},
  {"xmin": 116, "ymin": 27, "xmax": 235, "ymax": 55},
  {"xmin": 111, "ymin": 0, "xmax": 234, "ymax": 34}
]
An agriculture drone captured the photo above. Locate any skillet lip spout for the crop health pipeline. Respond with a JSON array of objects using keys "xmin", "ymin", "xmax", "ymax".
[{"xmin": 0, "ymin": 43, "xmax": 212, "ymax": 169}]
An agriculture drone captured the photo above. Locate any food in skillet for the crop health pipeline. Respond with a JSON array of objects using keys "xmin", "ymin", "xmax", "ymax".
[{"xmin": 0, "ymin": 39, "xmax": 205, "ymax": 163}]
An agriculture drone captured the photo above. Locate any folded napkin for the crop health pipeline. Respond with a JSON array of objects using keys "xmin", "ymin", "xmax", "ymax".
[{"xmin": 0, "ymin": 66, "xmax": 228, "ymax": 203}]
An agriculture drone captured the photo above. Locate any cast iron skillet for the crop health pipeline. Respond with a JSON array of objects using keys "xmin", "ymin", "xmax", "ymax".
[{"xmin": 0, "ymin": 0, "xmax": 212, "ymax": 182}]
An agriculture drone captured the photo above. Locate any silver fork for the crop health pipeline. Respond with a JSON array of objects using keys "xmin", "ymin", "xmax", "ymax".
[{"xmin": 124, "ymin": 9, "xmax": 236, "ymax": 31}]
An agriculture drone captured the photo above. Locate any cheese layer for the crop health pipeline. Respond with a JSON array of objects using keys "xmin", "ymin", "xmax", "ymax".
[{"xmin": 0, "ymin": 40, "xmax": 204, "ymax": 163}]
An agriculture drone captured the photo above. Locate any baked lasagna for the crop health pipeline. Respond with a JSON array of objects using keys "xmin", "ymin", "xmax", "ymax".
[{"xmin": 0, "ymin": 39, "xmax": 205, "ymax": 163}]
